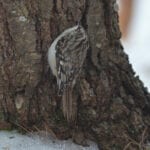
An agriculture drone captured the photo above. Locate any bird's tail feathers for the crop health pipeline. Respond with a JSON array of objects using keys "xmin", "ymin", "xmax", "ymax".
[{"xmin": 62, "ymin": 85, "xmax": 77, "ymax": 123}]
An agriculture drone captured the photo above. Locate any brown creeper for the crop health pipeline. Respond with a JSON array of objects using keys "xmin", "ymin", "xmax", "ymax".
[{"xmin": 48, "ymin": 24, "xmax": 89, "ymax": 122}]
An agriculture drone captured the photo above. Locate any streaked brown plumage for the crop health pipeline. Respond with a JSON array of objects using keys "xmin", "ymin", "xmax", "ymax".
[{"xmin": 48, "ymin": 25, "xmax": 89, "ymax": 123}]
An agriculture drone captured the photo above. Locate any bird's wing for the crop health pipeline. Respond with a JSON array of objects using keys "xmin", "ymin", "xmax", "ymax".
[{"xmin": 55, "ymin": 31, "xmax": 88, "ymax": 93}]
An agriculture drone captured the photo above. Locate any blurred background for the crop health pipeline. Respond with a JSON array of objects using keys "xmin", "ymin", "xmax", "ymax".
[{"xmin": 118, "ymin": 0, "xmax": 150, "ymax": 91}]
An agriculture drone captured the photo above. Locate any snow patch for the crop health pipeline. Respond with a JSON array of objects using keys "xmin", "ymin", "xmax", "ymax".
[{"xmin": 0, "ymin": 131, "xmax": 98, "ymax": 150}]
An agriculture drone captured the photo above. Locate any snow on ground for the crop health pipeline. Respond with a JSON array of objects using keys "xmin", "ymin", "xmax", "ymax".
[
  {"xmin": 0, "ymin": 130, "xmax": 98, "ymax": 150},
  {"xmin": 122, "ymin": 0, "xmax": 150, "ymax": 91}
]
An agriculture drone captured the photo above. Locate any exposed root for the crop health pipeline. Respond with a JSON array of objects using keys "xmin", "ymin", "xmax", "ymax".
[{"xmin": 123, "ymin": 127, "xmax": 148, "ymax": 150}]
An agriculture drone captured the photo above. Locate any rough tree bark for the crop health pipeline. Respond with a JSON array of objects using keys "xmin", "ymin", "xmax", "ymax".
[{"xmin": 0, "ymin": 0, "xmax": 150, "ymax": 149}]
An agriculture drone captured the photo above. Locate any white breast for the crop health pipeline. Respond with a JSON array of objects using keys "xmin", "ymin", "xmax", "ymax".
[{"xmin": 48, "ymin": 42, "xmax": 57, "ymax": 76}]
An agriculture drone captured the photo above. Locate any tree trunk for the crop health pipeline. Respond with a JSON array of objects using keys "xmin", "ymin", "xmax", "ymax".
[{"xmin": 0, "ymin": 0, "xmax": 150, "ymax": 149}]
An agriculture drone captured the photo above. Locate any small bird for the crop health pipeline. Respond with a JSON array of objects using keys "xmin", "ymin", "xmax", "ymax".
[{"xmin": 48, "ymin": 24, "xmax": 89, "ymax": 123}]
